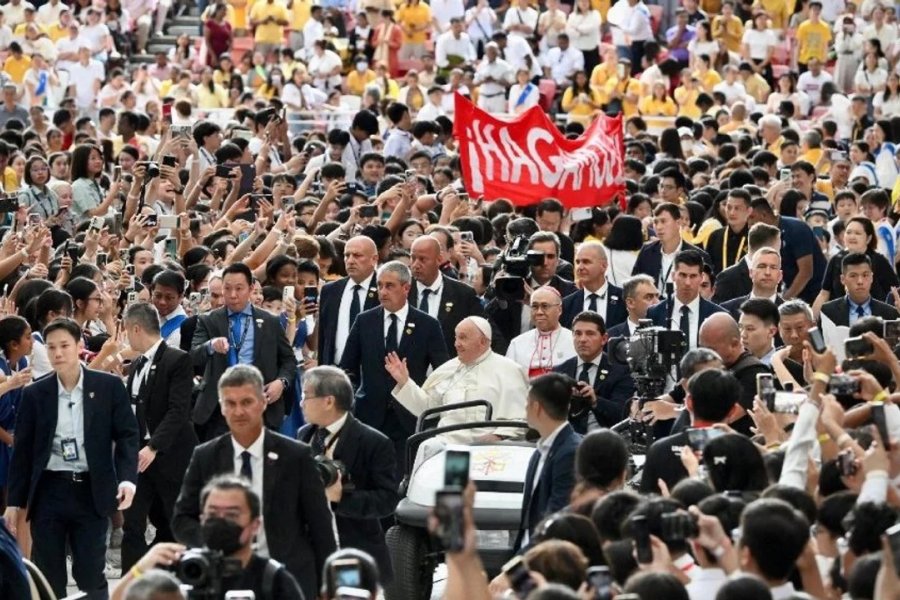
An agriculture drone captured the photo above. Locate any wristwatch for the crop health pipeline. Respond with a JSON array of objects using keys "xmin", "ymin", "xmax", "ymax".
[{"xmin": 279, "ymin": 377, "xmax": 290, "ymax": 391}]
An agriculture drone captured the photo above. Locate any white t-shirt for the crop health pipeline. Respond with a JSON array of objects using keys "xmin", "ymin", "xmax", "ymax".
[
  {"xmin": 855, "ymin": 67, "xmax": 887, "ymax": 93},
  {"xmin": 66, "ymin": 59, "xmax": 105, "ymax": 108},
  {"xmin": 797, "ymin": 70, "xmax": 833, "ymax": 106},
  {"xmin": 741, "ymin": 29, "xmax": 777, "ymax": 60},
  {"xmin": 80, "ymin": 22, "xmax": 110, "ymax": 53},
  {"xmin": 873, "ymin": 92, "xmax": 900, "ymax": 117},
  {"xmin": 308, "ymin": 50, "xmax": 343, "ymax": 90}
]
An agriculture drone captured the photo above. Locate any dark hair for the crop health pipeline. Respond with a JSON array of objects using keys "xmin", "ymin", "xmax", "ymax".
[
  {"xmin": 602, "ymin": 215, "xmax": 644, "ymax": 251},
  {"xmin": 687, "ymin": 369, "xmax": 739, "ymax": 423},
  {"xmin": 151, "ymin": 270, "xmax": 186, "ymax": 295},
  {"xmin": 739, "ymin": 498, "xmax": 810, "ymax": 581},
  {"xmin": 674, "ymin": 248, "xmax": 705, "ymax": 272},
  {"xmin": 714, "ymin": 576, "xmax": 773, "ymax": 600},
  {"xmin": 841, "ymin": 251, "xmax": 872, "ymax": 273},
  {"xmin": 33, "ymin": 289, "xmax": 73, "ymax": 329},
  {"xmin": 531, "ymin": 513, "xmax": 604, "ymax": 566},
  {"xmin": 69, "ymin": 143, "xmax": 102, "ymax": 181},
  {"xmin": 778, "ymin": 190, "xmax": 806, "ymax": 219},
  {"xmin": 739, "ymin": 298, "xmax": 780, "ymax": 327},
  {"xmin": 846, "ymin": 502, "xmax": 898, "ymax": 556},
  {"xmin": 669, "ymin": 478, "xmax": 715, "ymax": 508},
  {"xmin": 0, "ymin": 315, "xmax": 30, "ymax": 354},
  {"xmin": 576, "ymin": 429, "xmax": 627, "ymax": 490},
  {"xmin": 265, "ymin": 255, "xmax": 299, "ymax": 285},
  {"xmin": 43, "ymin": 317, "xmax": 83, "ymax": 343},
  {"xmin": 702, "ymin": 434, "xmax": 769, "ymax": 493},
  {"xmin": 200, "ymin": 474, "xmax": 261, "ymax": 519},
  {"xmin": 65, "ymin": 277, "xmax": 99, "ymax": 313},
  {"xmin": 624, "ymin": 572, "xmax": 689, "ymax": 600},
  {"xmin": 529, "ymin": 373, "xmax": 576, "ymax": 421},
  {"xmin": 654, "ymin": 202, "xmax": 681, "ymax": 221},
  {"xmin": 591, "ymin": 490, "xmax": 641, "ymax": 543},
  {"xmin": 846, "ymin": 216, "xmax": 877, "ymax": 252},
  {"xmin": 761, "ymin": 483, "xmax": 818, "ymax": 525},
  {"xmin": 847, "ymin": 554, "xmax": 882, "ymax": 600},
  {"xmin": 571, "ymin": 311, "xmax": 607, "ymax": 335},
  {"xmin": 222, "ymin": 262, "xmax": 253, "ymax": 286},
  {"xmin": 386, "ymin": 102, "xmax": 409, "ymax": 124},
  {"xmin": 816, "ymin": 491, "xmax": 857, "ymax": 538}
]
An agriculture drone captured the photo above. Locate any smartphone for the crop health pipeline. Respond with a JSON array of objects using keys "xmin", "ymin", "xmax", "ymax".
[
  {"xmin": 434, "ymin": 490, "xmax": 465, "ymax": 552},
  {"xmin": 233, "ymin": 128, "xmax": 253, "ymax": 141},
  {"xmin": 216, "ymin": 164, "xmax": 232, "ymax": 178},
  {"xmin": 90, "ymin": 216, "xmax": 105, "ymax": 233},
  {"xmin": 144, "ymin": 213, "xmax": 158, "ymax": 227},
  {"xmin": 502, "ymin": 555, "xmax": 537, "ymax": 598},
  {"xmin": 773, "ymin": 392, "xmax": 806, "ymax": 414},
  {"xmin": 686, "ymin": 427, "xmax": 724, "ymax": 453},
  {"xmin": 756, "ymin": 373, "xmax": 776, "ymax": 411},
  {"xmin": 329, "ymin": 558, "xmax": 362, "ymax": 590},
  {"xmin": 808, "ymin": 326, "xmax": 826, "ymax": 353},
  {"xmin": 359, "ymin": 204, "xmax": 378, "ymax": 218},
  {"xmin": 457, "ymin": 193, "xmax": 469, "ymax": 204},
  {"xmin": 405, "ymin": 168, "xmax": 417, "ymax": 183},
  {"xmin": 586, "ymin": 566, "xmax": 613, "ymax": 600},
  {"xmin": 780, "ymin": 168, "xmax": 791, "ymax": 182},
  {"xmin": 334, "ymin": 588, "xmax": 369, "ymax": 600},
  {"xmin": 27, "ymin": 213, "xmax": 41, "ymax": 226},
  {"xmin": 189, "ymin": 292, "xmax": 201, "ymax": 312},
  {"xmin": 113, "ymin": 165, "xmax": 122, "ymax": 181},
  {"xmin": 238, "ymin": 164, "xmax": 257, "ymax": 197},
  {"xmin": 845, "ymin": 336, "xmax": 873, "ymax": 358},
  {"xmin": 886, "ymin": 523, "xmax": 900, "ymax": 576},
  {"xmin": 283, "ymin": 286, "xmax": 295, "ymax": 303},
  {"xmin": 444, "ymin": 449, "xmax": 470, "ymax": 489},
  {"xmin": 162, "ymin": 154, "xmax": 177, "ymax": 168},
  {"xmin": 459, "ymin": 231, "xmax": 474, "ymax": 243},
  {"xmin": 884, "ymin": 320, "xmax": 900, "ymax": 348},
  {"xmin": 224, "ymin": 593, "xmax": 255, "ymax": 600},
  {"xmin": 162, "ymin": 103, "xmax": 172, "ymax": 123},
  {"xmin": 838, "ymin": 449, "xmax": 857, "ymax": 477},
  {"xmin": 65, "ymin": 240, "xmax": 79, "ymax": 262},
  {"xmin": 630, "ymin": 515, "xmax": 653, "ymax": 564},
  {"xmin": 0, "ymin": 196, "xmax": 16, "ymax": 213},
  {"xmin": 871, "ymin": 403, "xmax": 891, "ymax": 450},
  {"xmin": 304, "ymin": 285, "xmax": 319, "ymax": 303},
  {"xmin": 165, "ymin": 237, "xmax": 178, "ymax": 257},
  {"xmin": 97, "ymin": 252, "xmax": 108, "ymax": 269},
  {"xmin": 127, "ymin": 290, "xmax": 138, "ymax": 304},
  {"xmin": 125, "ymin": 263, "xmax": 135, "ymax": 276},
  {"xmin": 159, "ymin": 214, "xmax": 180, "ymax": 229},
  {"xmin": 171, "ymin": 124, "xmax": 191, "ymax": 139},
  {"xmin": 571, "ymin": 207, "xmax": 593, "ymax": 222}
]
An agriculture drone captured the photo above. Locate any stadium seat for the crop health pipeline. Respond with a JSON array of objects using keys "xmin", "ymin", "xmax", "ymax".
[
  {"xmin": 539, "ymin": 79, "xmax": 557, "ymax": 111},
  {"xmin": 648, "ymin": 5, "xmax": 663, "ymax": 35},
  {"xmin": 231, "ymin": 36, "xmax": 254, "ymax": 64},
  {"xmin": 396, "ymin": 59, "xmax": 425, "ymax": 76},
  {"xmin": 811, "ymin": 106, "xmax": 829, "ymax": 119}
]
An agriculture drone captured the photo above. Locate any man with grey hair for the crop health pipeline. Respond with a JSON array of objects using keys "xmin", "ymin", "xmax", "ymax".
[
  {"xmin": 122, "ymin": 569, "xmax": 185, "ymax": 600},
  {"xmin": 561, "ymin": 241, "xmax": 627, "ymax": 329},
  {"xmin": 173, "ymin": 364, "xmax": 336, "ymax": 599},
  {"xmin": 121, "ymin": 302, "xmax": 198, "ymax": 574},
  {"xmin": 340, "ymin": 260, "xmax": 449, "ymax": 479},
  {"xmin": 297, "ymin": 366, "xmax": 399, "ymax": 580},
  {"xmin": 720, "ymin": 247, "xmax": 785, "ymax": 318},
  {"xmin": 607, "ymin": 274, "xmax": 659, "ymax": 338},
  {"xmin": 777, "ymin": 299, "xmax": 815, "ymax": 385}
]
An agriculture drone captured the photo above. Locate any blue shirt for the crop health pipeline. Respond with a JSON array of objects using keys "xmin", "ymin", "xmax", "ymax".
[
  {"xmin": 848, "ymin": 297, "xmax": 872, "ymax": 325},
  {"xmin": 227, "ymin": 304, "xmax": 256, "ymax": 366},
  {"xmin": 779, "ymin": 216, "xmax": 826, "ymax": 304}
]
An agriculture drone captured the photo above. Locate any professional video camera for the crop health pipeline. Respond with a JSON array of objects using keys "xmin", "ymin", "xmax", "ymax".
[
  {"xmin": 315, "ymin": 455, "xmax": 353, "ymax": 490},
  {"xmin": 173, "ymin": 548, "xmax": 243, "ymax": 599},
  {"xmin": 493, "ymin": 235, "xmax": 545, "ymax": 301},
  {"xmin": 608, "ymin": 321, "xmax": 686, "ymax": 452}
]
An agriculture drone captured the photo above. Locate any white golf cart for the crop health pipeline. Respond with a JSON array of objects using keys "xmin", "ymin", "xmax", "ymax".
[{"xmin": 384, "ymin": 400, "xmax": 533, "ymax": 600}]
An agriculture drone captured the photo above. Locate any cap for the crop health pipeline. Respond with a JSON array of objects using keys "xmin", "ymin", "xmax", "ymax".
[
  {"xmin": 677, "ymin": 127, "xmax": 694, "ymax": 138},
  {"xmin": 465, "ymin": 317, "xmax": 492, "ymax": 341},
  {"xmin": 849, "ymin": 165, "xmax": 876, "ymax": 185},
  {"xmin": 485, "ymin": 41, "xmax": 499, "ymax": 51},
  {"xmin": 618, "ymin": 56, "xmax": 632, "ymax": 65}
]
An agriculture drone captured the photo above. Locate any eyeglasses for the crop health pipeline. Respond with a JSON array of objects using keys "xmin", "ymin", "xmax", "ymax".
[
  {"xmin": 530, "ymin": 303, "xmax": 560, "ymax": 312},
  {"xmin": 87, "ymin": 296, "xmax": 103, "ymax": 304}
]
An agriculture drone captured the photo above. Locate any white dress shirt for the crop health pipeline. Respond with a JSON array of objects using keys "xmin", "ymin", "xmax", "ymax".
[
  {"xmin": 575, "ymin": 355, "xmax": 602, "ymax": 386},
  {"xmin": 671, "ymin": 295, "xmax": 701, "ymax": 349},
  {"xmin": 542, "ymin": 46, "xmax": 584, "ymax": 86},
  {"xmin": 474, "ymin": 57, "xmax": 514, "ymax": 96},
  {"xmin": 431, "ymin": 0, "xmax": 466, "ymax": 32},
  {"xmin": 335, "ymin": 273, "xmax": 375, "ymax": 364},
  {"xmin": 231, "ymin": 429, "xmax": 268, "ymax": 555},
  {"xmin": 130, "ymin": 338, "xmax": 163, "ymax": 398},
  {"xmin": 566, "ymin": 10, "xmax": 602, "ymax": 51},
  {"xmin": 416, "ymin": 274, "xmax": 443, "ymax": 321},
  {"xmin": 659, "ymin": 241, "xmax": 683, "ymax": 290},
  {"xmin": 503, "ymin": 6, "xmax": 538, "ymax": 37},
  {"xmin": 435, "ymin": 31, "xmax": 477, "ymax": 68},
  {"xmin": 383, "ymin": 303, "xmax": 410, "ymax": 348},
  {"xmin": 521, "ymin": 420, "xmax": 567, "ymax": 546},
  {"xmin": 581, "ymin": 283, "xmax": 608, "ymax": 322},
  {"xmin": 319, "ymin": 412, "xmax": 350, "ymax": 459}
]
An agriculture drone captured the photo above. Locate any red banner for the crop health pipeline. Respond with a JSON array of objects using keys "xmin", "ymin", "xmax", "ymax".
[{"xmin": 453, "ymin": 93, "xmax": 626, "ymax": 208}]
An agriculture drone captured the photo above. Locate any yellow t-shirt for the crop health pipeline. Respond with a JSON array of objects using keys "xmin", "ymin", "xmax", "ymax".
[
  {"xmin": 712, "ymin": 15, "xmax": 744, "ymax": 53},
  {"xmin": 396, "ymin": 2, "xmax": 432, "ymax": 44},
  {"xmin": 347, "ymin": 69, "xmax": 377, "ymax": 96},
  {"xmin": 561, "ymin": 87, "xmax": 603, "ymax": 123},
  {"xmin": 674, "ymin": 86, "xmax": 702, "ymax": 119},
  {"xmin": 590, "ymin": 62, "xmax": 616, "ymax": 91},
  {"xmin": 754, "ymin": 0, "xmax": 788, "ymax": 29},
  {"xmin": 228, "ymin": 0, "xmax": 251, "ymax": 30},
  {"xmin": 14, "ymin": 23, "xmax": 48, "ymax": 37},
  {"xmin": 46, "ymin": 22, "xmax": 68, "ymax": 42},
  {"xmin": 700, "ymin": 0, "xmax": 722, "ymax": 14},
  {"xmin": 693, "ymin": 69, "xmax": 722, "ymax": 93},
  {"xmin": 3, "ymin": 167, "xmax": 19, "ymax": 193},
  {"xmin": 197, "ymin": 84, "xmax": 230, "ymax": 108},
  {"xmin": 600, "ymin": 77, "xmax": 641, "ymax": 117},
  {"xmin": 2, "ymin": 55, "xmax": 31, "ymax": 84},
  {"xmin": 638, "ymin": 95, "xmax": 677, "ymax": 116},
  {"xmin": 289, "ymin": 0, "xmax": 311, "ymax": 30},
  {"xmin": 796, "ymin": 20, "xmax": 832, "ymax": 64},
  {"xmin": 250, "ymin": 0, "xmax": 290, "ymax": 44}
]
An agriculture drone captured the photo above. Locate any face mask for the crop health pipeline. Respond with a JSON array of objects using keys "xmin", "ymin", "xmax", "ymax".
[
  {"xmin": 356, "ymin": 62, "xmax": 368, "ymax": 72},
  {"xmin": 681, "ymin": 140, "xmax": 694, "ymax": 154},
  {"xmin": 201, "ymin": 516, "xmax": 246, "ymax": 554},
  {"xmin": 616, "ymin": 65, "xmax": 625, "ymax": 78},
  {"xmin": 272, "ymin": 75, "xmax": 282, "ymax": 84}
]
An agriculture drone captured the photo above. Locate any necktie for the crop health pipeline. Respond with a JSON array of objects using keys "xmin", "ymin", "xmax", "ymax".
[
  {"xmin": 133, "ymin": 355, "xmax": 149, "ymax": 396},
  {"xmin": 587, "ymin": 293, "xmax": 599, "ymax": 313},
  {"xmin": 385, "ymin": 313, "xmax": 398, "ymax": 354},
  {"xmin": 420, "ymin": 288, "xmax": 433, "ymax": 313},
  {"xmin": 240, "ymin": 450, "xmax": 253, "ymax": 481},
  {"xmin": 856, "ymin": 305, "xmax": 866, "ymax": 319},
  {"xmin": 680, "ymin": 306, "xmax": 691, "ymax": 343},
  {"xmin": 578, "ymin": 362, "xmax": 592, "ymax": 384},
  {"xmin": 349, "ymin": 284, "xmax": 362, "ymax": 327},
  {"xmin": 311, "ymin": 427, "xmax": 328, "ymax": 456},
  {"xmin": 229, "ymin": 312, "xmax": 244, "ymax": 366}
]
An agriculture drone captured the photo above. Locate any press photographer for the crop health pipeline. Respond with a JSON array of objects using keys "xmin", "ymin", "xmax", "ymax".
[
  {"xmin": 113, "ymin": 475, "xmax": 304, "ymax": 600},
  {"xmin": 297, "ymin": 366, "xmax": 399, "ymax": 581}
]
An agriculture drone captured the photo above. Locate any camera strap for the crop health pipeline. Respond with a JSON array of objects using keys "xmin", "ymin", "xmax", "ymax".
[
  {"xmin": 262, "ymin": 559, "xmax": 285, "ymax": 600},
  {"xmin": 321, "ymin": 422, "xmax": 346, "ymax": 455}
]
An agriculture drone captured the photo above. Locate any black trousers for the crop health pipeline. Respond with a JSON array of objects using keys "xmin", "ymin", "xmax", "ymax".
[
  {"xmin": 31, "ymin": 473, "xmax": 108, "ymax": 600},
  {"xmin": 121, "ymin": 462, "xmax": 180, "ymax": 572}
]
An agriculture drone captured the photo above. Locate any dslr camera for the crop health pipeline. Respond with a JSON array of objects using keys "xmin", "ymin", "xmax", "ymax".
[
  {"xmin": 173, "ymin": 548, "xmax": 243, "ymax": 599},
  {"xmin": 661, "ymin": 512, "xmax": 699, "ymax": 542},
  {"xmin": 828, "ymin": 374, "xmax": 859, "ymax": 397},
  {"xmin": 493, "ymin": 235, "xmax": 545, "ymax": 301},
  {"xmin": 315, "ymin": 455, "xmax": 352, "ymax": 489}
]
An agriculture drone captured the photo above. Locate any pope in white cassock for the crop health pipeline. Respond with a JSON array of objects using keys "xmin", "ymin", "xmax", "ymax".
[{"xmin": 384, "ymin": 316, "xmax": 529, "ymax": 443}]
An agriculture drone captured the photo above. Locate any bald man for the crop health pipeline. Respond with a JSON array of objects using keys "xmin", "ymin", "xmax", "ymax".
[
  {"xmin": 506, "ymin": 286, "xmax": 577, "ymax": 376},
  {"xmin": 409, "ymin": 236, "xmax": 484, "ymax": 356},
  {"xmin": 385, "ymin": 317, "xmax": 529, "ymax": 443},
  {"xmin": 318, "ymin": 236, "xmax": 381, "ymax": 366},
  {"xmin": 561, "ymin": 242, "xmax": 627, "ymax": 330},
  {"xmin": 696, "ymin": 312, "xmax": 769, "ymax": 435}
]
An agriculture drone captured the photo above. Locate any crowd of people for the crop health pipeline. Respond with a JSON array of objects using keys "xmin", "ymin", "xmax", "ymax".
[{"xmin": 0, "ymin": 0, "xmax": 899, "ymax": 600}]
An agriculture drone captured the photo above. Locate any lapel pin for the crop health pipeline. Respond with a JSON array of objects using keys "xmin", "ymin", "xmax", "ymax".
[
  {"xmin": 407, "ymin": 322, "xmax": 416, "ymax": 328},
  {"xmin": 89, "ymin": 392, "xmax": 95, "ymax": 399},
  {"xmin": 267, "ymin": 452, "xmax": 278, "ymax": 461},
  {"xmin": 255, "ymin": 318, "xmax": 263, "ymax": 327},
  {"xmin": 368, "ymin": 291, "xmax": 375, "ymax": 298},
  {"xmin": 405, "ymin": 328, "xmax": 413, "ymax": 335}
]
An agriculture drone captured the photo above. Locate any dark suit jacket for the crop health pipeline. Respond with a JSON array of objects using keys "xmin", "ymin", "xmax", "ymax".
[
  {"xmin": 554, "ymin": 354, "xmax": 635, "ymax": 431},
  {"xmin": 485, "ymin": 298, "xmax": 524, "ymax": 355},
  {"xmin": 720, "ymin": 294, "xmax": 785, "ymax": 320},
  {"xmin": 560, "ymin": 285, "xmax": 627, "ymax": 330},
  {"xmin": 514, "ymin": 423, "xmax": 581, "ymax": 551},
  {"xmin": 639, "ymin": 430, "xmax": 689, "ymax": 494},
  {"xmin": 711, "ymin": 260, "xmax": 751, "ymax": 305},
  {"xmin": 339, "ymin": 306, "xmax": 449, "ymax": 435},
  {"xmin": 126, "ymin": 342, "xmax": 198, "ymax": 481},
  {"xmin": 297, "ymin": 414, "xmax": 399, "ymax": 579},
  {"xmin": 544, "ymin": 274, "xmax": 577, "ymax": 298},
  {"xmin": 8, "ymin": 368, "xmax": 139, "ymax": 518},
  {"xmin": 647, "ymin": 296, "xmax": 727, "ymax": 346},
  {"xmin": 190, "ymin": 305, "xmax": 296, "ymax": 428},
  {"xmin": 820, "ymin": 296, "xmax": 900, "ymax": 328},
  {"xmin": 318, "ymin": 275, "xmax": 380, "ymax": 366},
  {"xmin": 605, "ymin": 321, "xmax": 633, "ymax": 341},
  {"xmin": 172, "ymin": 431, "xmax": 337, "ymax": 600},
  {"xmin": 631, "ymin": 240, "xmax": 711, "ymax": 283},
  {"xmin": 409, "ymin": 276, "xmax": 483, "ymax": 357}
]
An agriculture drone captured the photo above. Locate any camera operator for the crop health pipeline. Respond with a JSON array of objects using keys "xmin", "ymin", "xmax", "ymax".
[
  {"xmin": 607, "ymin": 274, "xmax": 659, "ymax": 338},
  {"xmin": 297, "ymin": 366, "xmax": 399, "ymax": 581},
  {"xmin": 116, "ymin": 476, "xmax": 304, "ymax": 600},
  {"xmin": 640, "ymin": 369, "xmax": 741, "ymax": 494},
  {"xmin": 320, "ymin": 549, "xmax": 382, "ymax": 600},
  {"xmin": 554, "ymin": 311, "xmax": 635, "ymax": 432},
  {"xmin": 527, "ymin": 231, "xmax": 577, "ymax": 297},
  {"xmin": 697, "ymin": 312, "xmax": 770, "ymax": 435}
]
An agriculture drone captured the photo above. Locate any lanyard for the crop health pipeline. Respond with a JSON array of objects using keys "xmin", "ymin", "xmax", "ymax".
[
  {"xmin": 722, "ymin": 227, "xmax": 746, "ymax": 272},
  {"xmin": 229, "ymin": 312, "xmax": 252, "ymax": 357}
]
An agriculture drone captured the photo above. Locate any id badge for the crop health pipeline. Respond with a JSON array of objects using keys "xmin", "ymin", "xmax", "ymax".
[{"xmin": 61, "ymin": 438, "xmax": 79, "ymax": 462}]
